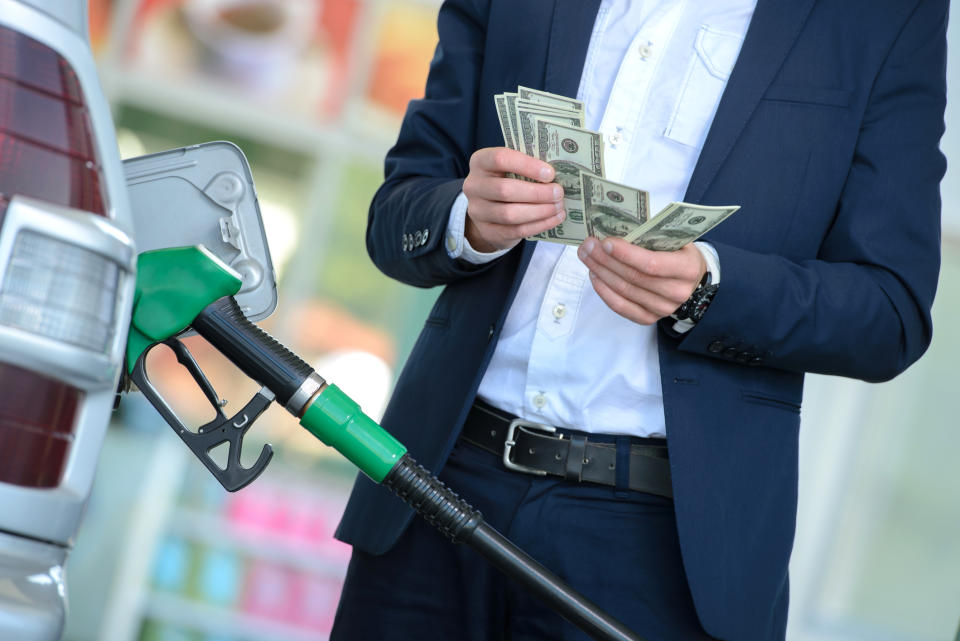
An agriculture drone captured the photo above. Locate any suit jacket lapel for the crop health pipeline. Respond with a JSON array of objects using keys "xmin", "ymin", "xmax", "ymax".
[
  {"xmin": 684, "ymin": 0, "xmax": 817, "ymax": 203},
  {"xmin": 515, "ymin": 0, "xmax": 602, "ymax": 278},
  {"xmin": 544, "ymin": 0, "xmax": 603, "ymax": 96}
]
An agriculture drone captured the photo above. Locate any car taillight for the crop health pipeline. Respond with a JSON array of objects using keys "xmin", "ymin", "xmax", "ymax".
[
  {"xmin": 0, "ymin": 230, "xmax": 120, "ymax": 352},
  {"xmin": 0, "ymin": 24, "xmax": 112, "ymax": 488},
  {"xmin": 0, "ymin": 362, "xmax": 81, "ymax": 488},
  {"xmin": 0, "ymin": 23, "xmax": 106, "ymax": 216}
]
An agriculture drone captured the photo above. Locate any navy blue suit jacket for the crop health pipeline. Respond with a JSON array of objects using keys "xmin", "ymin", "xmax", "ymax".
[{"xmin": 336, "ymin": 1, "xmax": 947, "ymax": 639}]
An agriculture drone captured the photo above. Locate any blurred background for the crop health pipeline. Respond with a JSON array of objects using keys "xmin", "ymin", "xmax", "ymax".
[{"xmin": 65, "ymin": 1, "xmax": 959, "ymax": 640}]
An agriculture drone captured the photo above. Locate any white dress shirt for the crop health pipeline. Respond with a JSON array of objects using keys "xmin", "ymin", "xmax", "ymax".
[{"xmin": 446, "ymin": 0, "xmax": 757, "ymax": 437}]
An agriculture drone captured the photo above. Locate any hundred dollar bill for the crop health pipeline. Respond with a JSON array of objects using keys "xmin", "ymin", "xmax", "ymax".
[
  {"xmin": 515, "ymin": 103, "xmax": 584, "ymax": 158},
  {"xmin": 503, "ymin": 93, "xmax": 522, "ymax": 153},
  {"xmin": 518, "ymin": 86, "xmax": 586, "ymax": 119},
  {"xmin": 534, "ymin": 120, "xmax": 605, "ymax": 244},
  {"xmin": 515, "ymin": 100, "xmax": 578, "ymax": 117},
  {"xmin": 623, "ymin": 202, "xmax": 740, "ymax": 251},
  {"xmin": 494, "ymin": 94, "xmax": 517, "ymax": 150},
  {"xmin": 581, "ymin": 174, "xmax": 650, "ymax": 240}
]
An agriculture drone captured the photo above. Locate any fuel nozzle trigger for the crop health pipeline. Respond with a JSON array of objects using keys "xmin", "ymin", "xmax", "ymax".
[{"xmin": 129, "ymin": 338, "xmax": 274, "ymax": 491}]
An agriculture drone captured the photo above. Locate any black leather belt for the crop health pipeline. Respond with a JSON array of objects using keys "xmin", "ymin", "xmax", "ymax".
[{"xmin": 460, "ymin": 401, "xmax": 673, "ymax": 499}]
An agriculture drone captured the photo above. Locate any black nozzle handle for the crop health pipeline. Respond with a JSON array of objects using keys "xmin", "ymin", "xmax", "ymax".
[
  {"xmin": 384, "ymin": 454, "xmax": 646, "ymax": 641},
  {"xmin": 193, "ymin": 296, "xmax": 314, "ymax": 408}
]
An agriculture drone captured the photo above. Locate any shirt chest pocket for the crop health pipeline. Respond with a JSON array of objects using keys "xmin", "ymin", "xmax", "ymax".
[{"xmin": 664, "ymin": 25, "xmax": 745, "ymax": 150}]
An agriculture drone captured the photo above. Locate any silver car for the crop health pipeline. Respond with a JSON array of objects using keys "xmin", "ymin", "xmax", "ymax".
[{"xmin": 0, "ymin": 2, "xmax": 136, "ymax": 639}]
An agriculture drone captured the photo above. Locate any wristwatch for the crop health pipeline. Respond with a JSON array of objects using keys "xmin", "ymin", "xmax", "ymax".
[{"xmin": 673, "ymin": 272, "xmax": 719, "ymax": 325}]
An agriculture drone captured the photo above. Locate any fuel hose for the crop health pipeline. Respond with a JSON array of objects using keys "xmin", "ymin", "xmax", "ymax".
[{"xmin": 193, "ymin": 296, "xmax": 645, "ymax": 641}]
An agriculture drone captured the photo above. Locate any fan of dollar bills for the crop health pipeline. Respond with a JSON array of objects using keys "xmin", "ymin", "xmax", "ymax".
[{"xmin": 494, "ymin": 86, "xmax": 740, "ymax": 250}]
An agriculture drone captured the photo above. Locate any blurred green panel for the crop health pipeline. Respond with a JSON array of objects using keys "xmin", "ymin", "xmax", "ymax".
[
  {"xmin": 812, "ymin": 245, "xmax": 960, "ymax": 640},
  {"xmin": 308, "ymin": 159, "xmax": 440, "ymax": 365},
  {"xmin": 114, "ymin": 105, "xmax": 309, "ymax": 179}
]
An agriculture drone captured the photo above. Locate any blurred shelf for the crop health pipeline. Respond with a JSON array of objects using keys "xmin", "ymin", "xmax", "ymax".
[
  {"xmin": 144, "ymin": 592, "xmax": 328, "ymax": 641},
  {"xmin": 167, "ymin": 506, "xmax": 350, "ymax": 579},
  {"xmin": 100, "ymin": 65, "xmax": 393, "ymax": 162}
]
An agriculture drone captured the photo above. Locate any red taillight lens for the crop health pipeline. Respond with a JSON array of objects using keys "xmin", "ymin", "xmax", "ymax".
[
  {"xmin": 0, "ymin": 363, "xmax": 82, "ymax": 488},
  {"xmin": 0, "ymin": 24, "xmax": 106, "ymax": 216}
]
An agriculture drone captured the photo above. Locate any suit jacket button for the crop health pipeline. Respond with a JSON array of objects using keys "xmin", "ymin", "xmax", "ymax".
[
  {"xmin": 422, "ymin": 229, "xmax": 430, "ymax": 245},
  {"xmin": 749, "ymin": 356, "xmax": 764, "ymax": 366},
  {"xmin": 401, "ymin": 235, "xmax": 407, "ymax": 251},
  {"xmin": 735, "ymin": 351, "xmax": 751, "ymax": 363},
  {"xmin": 708, "ymin": 341, "xmax": 724, "ymax": 353},
  {"xmin": 723, "ymin": 347, "xmax": 739, "ymax": 358},
  {"xmin": 414, "ymin": 231, "xmax": 423, "ymax": 246}
]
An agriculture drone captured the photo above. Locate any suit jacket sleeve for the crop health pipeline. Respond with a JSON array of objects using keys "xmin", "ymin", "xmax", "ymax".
[
  {"xmin": 674, "ymin": 0, "xmax": 947, "ymax": 382},
  {"xmin": 365, "ymin": 0, "xmax": 499, "ymax": 288}
]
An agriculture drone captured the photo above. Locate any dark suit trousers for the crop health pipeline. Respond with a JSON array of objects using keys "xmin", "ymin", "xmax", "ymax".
[{"xmin": 330, "ymin": 436, "xmax": 725, "ymax": 641}]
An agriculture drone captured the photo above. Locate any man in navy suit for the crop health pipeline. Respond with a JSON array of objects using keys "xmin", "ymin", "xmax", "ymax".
[{"xmin": 331, "ymin": 1, "xmax": 947, "ymax": 639}]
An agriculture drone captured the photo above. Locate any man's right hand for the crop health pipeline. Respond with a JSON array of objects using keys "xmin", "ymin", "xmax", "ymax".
[{"xmin": 462, "ymin": 147, "xmax": 566, "ymax": 252}]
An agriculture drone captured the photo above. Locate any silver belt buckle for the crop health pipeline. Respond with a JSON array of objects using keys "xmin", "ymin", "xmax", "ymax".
[{"xmin": 503, "ymin": 418, "xmax": 557, "ymax": 476}]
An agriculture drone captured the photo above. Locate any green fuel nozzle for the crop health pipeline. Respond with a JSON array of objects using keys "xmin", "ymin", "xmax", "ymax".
[{"xmin": 125, "ymin": 246, "xmax": 407, "ymax": 488}]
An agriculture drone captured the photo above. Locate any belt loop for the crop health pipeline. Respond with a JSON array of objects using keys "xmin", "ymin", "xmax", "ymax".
[
  {"xmin": 614, "ymin": 436, "xmax": 631, "ymax": 495},
  {"xmin": 564, "ymin": 434, "xmax": 588, "ymax": 481}
]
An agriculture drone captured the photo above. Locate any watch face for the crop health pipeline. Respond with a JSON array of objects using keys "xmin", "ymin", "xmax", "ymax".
[{"xmin": 690, "ymin": 284, "xmax": 719, "ymax": 323}]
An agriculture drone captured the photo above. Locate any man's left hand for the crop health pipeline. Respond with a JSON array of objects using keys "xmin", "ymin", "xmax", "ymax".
[{"xmin": 577, "ymin": 238, "xmax": 707, "ymax": 325}]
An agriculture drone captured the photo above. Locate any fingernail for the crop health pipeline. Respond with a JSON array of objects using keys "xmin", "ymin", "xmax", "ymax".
[
  {"xmin": 555, "ymin": 201, "xmax": 565, "ymax": 215},
  {"xmin": 602, "ymin": 240, "xmax": 613, "ymax": 254},
  {"xmin": 581, "ymin": 238, "xmax": 596, "ymax": 255},
  {"xmin": 552, "ymin": 185, "xmax": 563, "ymax": 201},
  {"xmin": 556, "ymin": 209, "xmax": 566, "ymax": 222},
  {"xmin": 540, "ymin": 166, "xmax": 554, "ymax": 182}
]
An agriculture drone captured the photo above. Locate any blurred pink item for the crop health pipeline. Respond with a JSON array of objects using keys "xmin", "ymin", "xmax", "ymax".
[
  {"xmin": 241, "ymin": 559, "xmax": 298, "ymax": 621},
  {"xmin": 295, "ymin": 572, "xmax": 343, "ymax": 631},
  {"xmin": 183, "ymin": 0, "xmax": 318, "ymax": 91},
  {"xmin": 225, "ymin": 481, "xmax": 353, "ymax": 563},
  {"xmin": 284, "ymin": 491, "xmax": 321, "ymax": 542},
  {"xmin": 225, "ymin": 483, "xmax": 273, "ymax": 533}
]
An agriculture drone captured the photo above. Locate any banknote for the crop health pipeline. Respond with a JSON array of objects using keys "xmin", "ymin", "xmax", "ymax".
[
  {"xmin": 516, "ymin": 100, "xmax": 578, "ymax": 116},
  {"xmin": 581, "ymin": 174, "xmax": 650, "ymax": 241},
  {"xmin": 623, "ymin": 202, "xmax": 740, "ymax": 251},
  {"xmin": 494, "ymin": 94, "xmax": 517, "ymax": 150},
  {"xmin": 515, "ymin": 104, "xmax": 584, "ymax": 158},
  {"xmin": 534, "ymin": 120, "xmax": 605, "ymax": 244},
  {"xmin": 503, "ymin": 93, "xmax": 522, "ymax": 152},
  {"xmin": 518, "ymin": 86, "xmax": 586, "ymax": 119}
]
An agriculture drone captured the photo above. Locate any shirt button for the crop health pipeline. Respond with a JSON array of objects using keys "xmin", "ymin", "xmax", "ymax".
[
  {"xmin": 533, "ymin": 393, "xmax": 547, "ymax": 409},
  {"xmin": 608, "ymin": 132, "xmax": 623, "ymax": 147},
  {"xmin": 552, "ymin": 303, "xmax": 567, "ymax": 320},
  {"xmin": 638, "ymin": 43, "xmax": 653, "ymax": 60}
]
